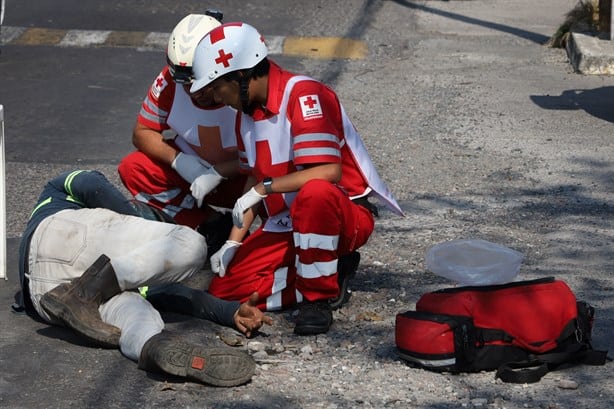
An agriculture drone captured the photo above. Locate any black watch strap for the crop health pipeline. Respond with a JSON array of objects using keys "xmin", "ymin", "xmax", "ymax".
[{"xmin": 263, "ymin": 177, "xmax": 274, "ymax": 194}]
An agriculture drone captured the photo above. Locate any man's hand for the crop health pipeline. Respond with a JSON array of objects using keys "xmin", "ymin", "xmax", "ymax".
[
  {"xmin": 190, "ymin": 167, "xmax": 224, "ymax": 208},
  {"xmin": 233, "ymin": 292, "xmax": 273, "ymax": 337},
  {"xmin": 171, "ymin": 152, "xmax": 213, "ymax": 184},
  {"xmin": 232, "ymin": 187, "xmax": 266, "ymax": 228},
  {"xmin": 210, "ymin": 240, "xmax": 241, "ymax": 277}
]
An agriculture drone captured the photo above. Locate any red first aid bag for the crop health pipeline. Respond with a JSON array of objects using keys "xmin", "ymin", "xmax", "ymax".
[{"xmin": 395, "ymin": 277, "xmax": 609, "ymax": 383}]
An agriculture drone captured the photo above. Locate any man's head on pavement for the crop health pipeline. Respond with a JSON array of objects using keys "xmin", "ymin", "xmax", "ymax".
[{"xmin": 190, "ymin": 22, "xmax": 269, "ymax": 114}]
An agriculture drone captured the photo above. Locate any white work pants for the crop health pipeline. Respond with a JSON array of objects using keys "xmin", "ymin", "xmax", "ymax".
[{"xmin": 27, "ymin": 208, "xmax": 206, "ymax": 360}]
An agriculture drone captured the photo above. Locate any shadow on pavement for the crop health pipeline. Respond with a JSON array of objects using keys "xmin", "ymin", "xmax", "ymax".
[
  {"xmin": 390, "ymin": 0, "xmax": 550, "ymax": 44},
  {"xmin": 530, "ymin": 86, "xmax": 614, "ymax": 123}
]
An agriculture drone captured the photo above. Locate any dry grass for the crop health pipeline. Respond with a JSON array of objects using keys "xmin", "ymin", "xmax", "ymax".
[{"xmin": 546, "ymin": 0, "xmax": 599, "ymax": 48}]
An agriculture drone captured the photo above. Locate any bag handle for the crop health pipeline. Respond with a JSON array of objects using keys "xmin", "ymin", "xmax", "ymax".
[
  {"xmin": 496, "ymin": 344, "xmax": 610, "ymax": 383},
  {"xmin": 495, "ymin": 361, "xmax": 549, "ymax": 383}
]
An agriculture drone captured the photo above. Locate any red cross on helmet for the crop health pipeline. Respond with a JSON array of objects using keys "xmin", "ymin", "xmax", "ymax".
[{"xmin": 190, "ymin": 22, "xmax": 268, "ymax": 93}]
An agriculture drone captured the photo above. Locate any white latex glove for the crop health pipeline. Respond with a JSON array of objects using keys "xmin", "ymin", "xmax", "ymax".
[
  {"xmin": 190, "ymin": 167, "xmax": 224, "ymax": 208},
  {"xmin": 210, "ymin": 240, "xmax": 241, "ymax": 277},
  {"xmin": 171, "ymin": 152, "xmax": 212, "ymax": 184},
  {"xmin": 232, "ymin": 187, "xmax": 267, "ymax": 228}
]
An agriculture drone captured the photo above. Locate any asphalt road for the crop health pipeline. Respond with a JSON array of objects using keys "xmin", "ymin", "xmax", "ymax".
[
  {"xmin": 0, "ymin": 1, "xmax": 612, "ymax": 408},
  {"xmin": 0, "ymin": 2, "xmax": 388, "ymax": 407}
]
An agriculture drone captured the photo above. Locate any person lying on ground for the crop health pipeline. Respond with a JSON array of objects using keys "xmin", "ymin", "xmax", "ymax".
[{"xmin": 15, "ymin": 169, "xmax": 272, "ymax": 386}]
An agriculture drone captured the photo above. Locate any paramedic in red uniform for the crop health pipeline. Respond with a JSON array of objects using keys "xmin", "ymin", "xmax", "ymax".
[
  {"xmin": 118, "ymin": 12, "xmax": 244, "ymax": 252},
  {"xmin": 190, "ymin": 22, "xmax": 404, "ymax": 335}
]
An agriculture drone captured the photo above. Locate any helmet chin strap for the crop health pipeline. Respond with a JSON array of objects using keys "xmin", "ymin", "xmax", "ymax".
[{"xmin": 239, "ymin": 69, "xmax": 255, "ymax": 115}]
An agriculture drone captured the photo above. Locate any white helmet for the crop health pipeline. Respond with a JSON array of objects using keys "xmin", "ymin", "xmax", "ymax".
[
  {"xmin": 190, "ymin": 22, "xmax": 268, "ymax": 93},
  {"xmin": 167, "ymin": 13, "xmax": 222, "ymax": 84}
]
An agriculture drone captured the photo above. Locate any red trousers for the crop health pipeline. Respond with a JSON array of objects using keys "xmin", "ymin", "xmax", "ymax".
[
  {"xmin": 118, "ymin": 150, "xmax": 245, "ymax": 228},
  {"xmin": 208, "ymin": 179, "xmax": 374, "ymax": 311}
]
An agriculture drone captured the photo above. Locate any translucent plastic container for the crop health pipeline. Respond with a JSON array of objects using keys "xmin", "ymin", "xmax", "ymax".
[{"xmin": 425, "ymin": 239, "xmax": 524, "ymax": 286}]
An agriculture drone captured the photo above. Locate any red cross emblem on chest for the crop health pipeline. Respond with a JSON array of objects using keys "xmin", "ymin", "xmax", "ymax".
[
  {"xmin": 303, "ymin": 96, "xmax": 318, "ymax": 108},
  {"xmin": 155, "ymin": 77, "xmax": 164, "ymax": 87},
  {"xmin": 215, "ymin": 49, "xmax": 234, "ymax": 68}
]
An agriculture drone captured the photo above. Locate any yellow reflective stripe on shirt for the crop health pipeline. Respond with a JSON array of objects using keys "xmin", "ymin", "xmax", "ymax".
[
  {"xmin": 30, "ymin": 197, "xmax": 52, "ymax": 218},
  {"xmin": 28, "ymin": 170, "xmax": 87, "ymax": 219},
  {"xmin": 64, "ymin": 170, "xmax": 86, "ymax": 197},
  {"xmin": 64, "ymin": 170, "xmax": 86, "ymax": 206},
  {"xmin": 66, "ymin": 195, "xmax": 85, "ymax": 206}
]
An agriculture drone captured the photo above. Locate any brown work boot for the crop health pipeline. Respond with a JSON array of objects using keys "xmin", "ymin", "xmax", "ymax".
[
  {"xmin": 40, "ymin": 254, "xmax": 122, "ymax": 348},
  {"xmin": 138, "ymin": 331, "xmax": 256, "ymax": 387}
]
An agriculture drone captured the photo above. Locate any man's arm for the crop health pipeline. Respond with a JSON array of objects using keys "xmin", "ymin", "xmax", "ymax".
[
  {"xmin": 132, "ymin": 68, "xmax": 178, "ymax": 165},
  {"xmin": 144, "ymin": 283, "xmax": 272, "ymax": 337},
  {"xmin": 251, "ymin": 162, "xmax": 341, "ymax": 196},
  {"xmin": 133, "ymin": 121, "xmax": 240, "ymax": 179},
  {"xmin": 132, "ymin": 121, "xmax": 178, "ymax": 166}
]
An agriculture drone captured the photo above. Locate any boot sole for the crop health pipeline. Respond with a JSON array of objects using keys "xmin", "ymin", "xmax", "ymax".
[
  {"xmin": 40, "ymin": 291, "xmax": 120, "ymax": 349},
  {"xmin": 151, "ymin": 342, "xmax": 256, "ymax": 387},
  {"xmin": 293, "ymin": 323, "xmax": 331, "ymax": 335}
]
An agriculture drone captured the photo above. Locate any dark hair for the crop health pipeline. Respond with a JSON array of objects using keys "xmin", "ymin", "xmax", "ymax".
[
  {"xmin": 251, "ymin": 57, "xmax": 270, "ymax": 78},
  {"xmin": 220, "ymin": 57, "xmax": 270, "ymax": 83},
  {"xmin": 218, "ymin": 58, "xmax": 270, "ymax": 115}
]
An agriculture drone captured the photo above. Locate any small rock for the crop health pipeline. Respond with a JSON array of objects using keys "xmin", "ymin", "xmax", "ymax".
[
  {"xmin": 557, "ymin": 379, "xmax": 578, "ymax": 390},
  {"xmin": 218, "ymin": 331, "xmax": 244, "ymax": 347},
  {"xmin": 300, "ymin": 345, "xmax": 314, "ymax": 355},
  {"xmin": 252, "ymin": 350, "xmax": 269, "ymax": 360},
  {"xmin": 470, "ymin": 398, "xmax": 488, "ymax": 407},
  {"xmin": 247, "ymin": 340, "xmax": 266, "ymax": 352}
]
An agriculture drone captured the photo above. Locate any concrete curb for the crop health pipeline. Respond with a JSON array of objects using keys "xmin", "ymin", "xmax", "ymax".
[{"xmin": 566, "ymin": 31, "xmax": 614, "ymax": 75}]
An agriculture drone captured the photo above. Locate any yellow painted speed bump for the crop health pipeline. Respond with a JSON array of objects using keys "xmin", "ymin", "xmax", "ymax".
[
  {"xmin": 12, "ymin": 28, "xmax": 66, "ymax": 46},
  {"xmin": 105, "ymin": 31, "xmax": 149, "ymax": 47},
  {"xmin": 283, "ymin": 37, "xmax": 367, "ymax": 59}
]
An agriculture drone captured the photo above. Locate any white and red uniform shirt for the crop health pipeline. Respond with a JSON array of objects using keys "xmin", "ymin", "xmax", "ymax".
[
  {"xmin": 121, "ymin": 67, "xmax": 245, "ymax": 227},
  {"xmin": 236, "ymin": 61, "xmax": 403, "ymax": 231},
  {"xmin": 137, "ymin": 66, "xmax": 238, "ymax": 165}
]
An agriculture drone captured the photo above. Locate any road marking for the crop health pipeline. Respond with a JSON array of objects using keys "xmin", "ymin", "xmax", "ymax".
[
  {"xmin": 60, "ymin": 30, "xmax": 112, "ymax": 47},
  {"xmin": 12, "ymin": 27, "xmax": 65, "ymax": 45},
  {"xmin": 0, "ymin": 26, "xmax": 367, "ymax": 59},
  {"xmin": 284, "ymin": 37, "xmax": 367, "ymax": 59}
]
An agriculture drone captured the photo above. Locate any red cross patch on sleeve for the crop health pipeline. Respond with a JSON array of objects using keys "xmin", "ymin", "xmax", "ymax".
[
  {"xmin": 299, "ymin": 94, "xmax": 323, "ymax": 120},
  {"xmin": 151, "ymin": 74, "xmax": 168, "ymax": 99}
]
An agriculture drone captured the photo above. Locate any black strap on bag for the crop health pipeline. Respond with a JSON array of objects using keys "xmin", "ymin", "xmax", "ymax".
[
  {"xmin": 496, "ymin": 361, "xmax": 549, "ymax": 384},
  {"xmin": 496, "ymin": 300, "xmax": 610, "ymax": 383},
  {"xmin": 496, "ymin": 343, "xmax": 611, "ymax": 383}
]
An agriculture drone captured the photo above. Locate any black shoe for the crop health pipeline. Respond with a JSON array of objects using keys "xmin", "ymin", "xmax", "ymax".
[
  {"xmin": 328, "ymin": 251, "xmax": 360, "ymax": 310},
  {"xmin": 198, "ymin": 212, "xmax": 234, "ymax": 256},
  {"xmin": 294, "ymin": 301, "xmax": 333, "ymax": 335}
]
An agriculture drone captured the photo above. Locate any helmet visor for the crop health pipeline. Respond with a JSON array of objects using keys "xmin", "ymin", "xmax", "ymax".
[{"xmin": 167, "ymin": 59, "xmax": 193, "ymax": 84}]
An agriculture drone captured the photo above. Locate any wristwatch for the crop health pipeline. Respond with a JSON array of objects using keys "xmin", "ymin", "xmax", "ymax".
[{"xmin": 263, "ymin": 177, "xmax": 274, "ymax": 194}]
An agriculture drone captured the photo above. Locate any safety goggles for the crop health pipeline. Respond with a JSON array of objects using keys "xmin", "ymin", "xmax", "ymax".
[{"xmin": 167, "ymin": 59, "xmax": 193, "ymax": 84}]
